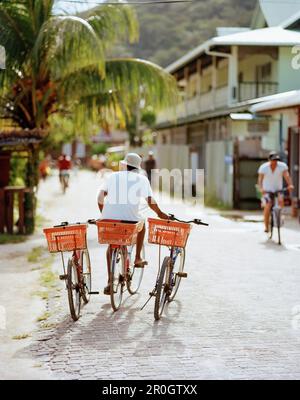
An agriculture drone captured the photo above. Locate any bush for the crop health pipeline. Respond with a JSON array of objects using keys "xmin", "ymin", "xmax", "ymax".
[
  {"xmin": 91, "ymin": 143, "xmax": 107, "ymax": 155},
  {"xmin": 9, "ymin": 152, "xmax": 27, "ymax": 186}
]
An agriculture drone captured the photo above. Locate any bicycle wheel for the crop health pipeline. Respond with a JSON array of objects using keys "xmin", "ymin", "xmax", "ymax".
[
  {"xmin": 67, "ymin": 259, "xmax": 81, "ymax": 321},
  {"xmin": 80, "ymin": 250, "xmax": 92, "ymax": 304},
  {"xmin": 110, "ymin": 248, "xmax": 125, "ymax": 311},
  {"xmin": 126, "ymin": 244, "xmax": 145, "ymax": 295},
  {"xmin": 269, "ymin": 209, "xmax": 274, "ymax": 240},
  {"xmin": 154, "ymin": 257, "xmax": 171, "ymax": 321},
  {"xmin": 276, "ymin": 209, "xmax": 282, "ymax": 245},
  {"xmin": 168, "ymin": 248, "xmax": 185, "ymax": 303}
]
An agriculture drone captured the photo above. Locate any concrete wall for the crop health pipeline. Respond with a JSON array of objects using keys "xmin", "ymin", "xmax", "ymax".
[
  {"xmin": 205, "ymin": 140, "xmax": 234, "ymax": 206},
  {"xmin": 278, "ymin": 46, "xmax": 300, "ymax": 92},
  {"xmin": 130, "ymin": 144, "xmax": 190, "ymax": 172}
]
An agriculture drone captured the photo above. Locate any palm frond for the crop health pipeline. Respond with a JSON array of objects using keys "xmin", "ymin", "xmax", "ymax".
[
  {"xmin": 0, "ymin": 2, "xmax": 34, "ymax": 67},
  {"xmin": 80, "ymin": 2, "xmax": 139, "ymax": 48},
  {"xmin": 27, "ymin": 0, "xmax": 54, "ymax": 35},
  {"xmin": 59, "ymin": 58, "xmax": 178, "ymax": 113},
  {"xmin": 33, "ymin": 15, "xmax": 105, "ymax": 79}
]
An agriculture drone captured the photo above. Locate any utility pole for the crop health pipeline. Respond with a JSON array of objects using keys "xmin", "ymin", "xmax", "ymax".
[{"xmin": 135, "ymin": 93, "xmax": 142, "ymax": 147}]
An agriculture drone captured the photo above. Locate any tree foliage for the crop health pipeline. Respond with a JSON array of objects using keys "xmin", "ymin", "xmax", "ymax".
[
  {"xmin": 121, "ymin": 0, "xmax": 256, "ymax": 67},
  {"xmin": 0, "ymin": 0, "xmax": 178, "ymax": 135}
]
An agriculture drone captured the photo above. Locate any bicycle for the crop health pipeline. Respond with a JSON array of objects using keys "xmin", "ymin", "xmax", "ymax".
[
  {"xmin": 267, "ymin": 188, "xmax": 288, "ymax": 245},
  {"xmin": 94, "ymin": 219, "xmax": 145, "ymax": 312},
  {"xmin": 145, "ymin": 214, "xmax": 208, "ymax": 320},
  {"xmin": 44, "ymin": 220, "xmax": 98, "ymax": 321}
]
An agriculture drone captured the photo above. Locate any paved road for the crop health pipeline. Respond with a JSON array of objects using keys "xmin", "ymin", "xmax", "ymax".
[{"xmin": 22, "ymin": 171, "xmax": 300, "ymax": 379}]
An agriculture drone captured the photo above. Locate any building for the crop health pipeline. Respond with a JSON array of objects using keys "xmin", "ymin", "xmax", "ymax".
[
  {"xmin": 61, "ymin": 129, "xmax": 128, "ymax": 162},
  {"xmin": 156, "ymin": 0, "xmax": 300, "ymax": 209}
]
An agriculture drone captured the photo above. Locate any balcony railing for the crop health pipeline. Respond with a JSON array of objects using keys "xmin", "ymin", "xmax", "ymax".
[
  {"xmin": 156, "ymin": 86, "xmax": 228, "ymax": 125},
  {"xmin": 238, "ymin": 81, "xmax": 278, "ymax": 102},
  {"xmin": 156, "ymin": 81, "xmax": 280, "ymax": 125}
]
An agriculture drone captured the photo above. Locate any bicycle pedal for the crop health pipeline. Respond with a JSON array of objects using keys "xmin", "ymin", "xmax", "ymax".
[
  {"xmin": 177, "ymin": 272, "xmax": 188, "ymax": 278},
  {"xmin": 89, "ymin": 291, "xmax": 100, "ymax": 295},
  {"xmin": 59, "ymin": 274, "xmax": 67, "ymax": 280}
]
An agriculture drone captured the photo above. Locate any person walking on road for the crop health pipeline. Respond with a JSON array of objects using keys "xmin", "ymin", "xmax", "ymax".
[{"xmin": 144, "ymin": 151, "xmax": 156, "ymax": 182}]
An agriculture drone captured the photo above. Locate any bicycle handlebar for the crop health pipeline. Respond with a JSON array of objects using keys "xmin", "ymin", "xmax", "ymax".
[
  {"xmin": 168, "ymin": 214, "xmax": 209, "ymax": 226},
  {"xmin": 54, "ymin": 219, "xmax": 98, "ymax": 228},
  {"xmin": 54, "ymin": 216, "xmax": 209, "ymax": 228}
]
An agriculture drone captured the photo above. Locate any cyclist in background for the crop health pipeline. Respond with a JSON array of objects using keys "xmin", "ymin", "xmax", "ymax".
[
  {"xmin": 57, "ymin": 154, "xmax": 72, "ymax": 190},
  {"xmin": 257, "ymin": 151, "xmax": 294, "ymax": 233}
]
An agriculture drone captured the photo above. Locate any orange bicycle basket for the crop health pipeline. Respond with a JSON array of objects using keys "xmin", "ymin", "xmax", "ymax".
[
  {"xmin": 148, "ymin": 218, "xmax": 191, "ymax": 248},
  {"xmin": 43, "ymin": 224, "xmax": 87, "ymax": 253},
  {"xmin": 96, "ymin": 219, "xmax": 144, "ymax": 246}
]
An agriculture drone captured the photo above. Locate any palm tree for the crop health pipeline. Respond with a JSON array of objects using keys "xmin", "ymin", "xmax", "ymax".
[
  {"xmin": 0, "ymin": 0, "xmax": 177, "ymax": 132},
  {"xmin": 0, "ymin": 0, "xmax": 177, "ymax": 233}
]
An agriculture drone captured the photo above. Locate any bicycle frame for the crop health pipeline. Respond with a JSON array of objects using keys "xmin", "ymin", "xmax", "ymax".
[
  {"xmin": 108, "ymin": 244, "xmax": 138, "ymax": 281},
  {"xmin": 60, "ymin": 249, "xmax": 83, "ymax": 288},
  {"xmin": 266, "ymin": 190, "xmax": 285, "ymax": 245},
  {"xmin": 151, "ymin": 244, "xmax": 182, "ymax": 298},
  {"xmin": 144, "ymin": 215, "xmax": 208, "ymax": 318}
]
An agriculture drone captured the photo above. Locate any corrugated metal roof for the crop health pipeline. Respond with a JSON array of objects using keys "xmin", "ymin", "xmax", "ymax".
[
  {"xmin": 216, "ymin": 27, "xmax": 250, "ymax": 37},
  {"xmin": 212, "ymin": 26, "xmax": 300, "ymax": 46},
  {"xmin": 251, "ymin": 90, "xmax": 300, "ymax": 112},
  {"xmin": 166, "ymin": 27, "xmax": 300, "ymax": 73},
  {"xmin": 281, "ymin": 9, "xmax": 300, "ymax": 28},
  {"xmin": 259, "ymin": 0, "xmax": 300, "ymax": 27}
]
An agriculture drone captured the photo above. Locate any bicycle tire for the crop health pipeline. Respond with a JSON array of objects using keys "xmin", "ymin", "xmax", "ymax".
[
  {"xmin": 126, "ymin": 244, "xmax": 145, "ymax": 295},
  {"xmin": 168, "ymin": 248, "xmax": 185, "ymax": 303},
  {"xmin": 81, "ymin": 250, "xmax": 92, "ymax": 304},
  {"xmin": 277, "ymin": 209, "xmax": 282, "ymax": 245},
  {"xmin": 154, "ymin": 257, "xmax": 171, "ymax": 321},
  {"xmin": 269, "ymin": 209, "xmax": 274, "ymax": 240},
  {"xmin": 110, "ymin": 248, "xmax": 125, "ymax": 312},
  {"xmin": 67, "ymin": 259, "xmax": 81, "ymax": 321}
]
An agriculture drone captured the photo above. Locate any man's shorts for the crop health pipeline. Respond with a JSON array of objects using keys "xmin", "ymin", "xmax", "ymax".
[
  {"xmin": 59, "ymin": 169, "xmax": 70, "ymax": 177},
  {"xmin": 262, "ymin": 192, "xmax": 284, "ymax": 206}
]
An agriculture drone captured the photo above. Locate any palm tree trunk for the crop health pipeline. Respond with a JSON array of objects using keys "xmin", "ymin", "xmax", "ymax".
[{"xmin": 24, "ymin": 144, "xmax": 39, "ymax": 234}]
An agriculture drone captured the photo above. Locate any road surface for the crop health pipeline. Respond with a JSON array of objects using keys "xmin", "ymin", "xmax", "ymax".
[{"xmin": 2, "ymin": 170, "xmax": 300, "ymax": 380}]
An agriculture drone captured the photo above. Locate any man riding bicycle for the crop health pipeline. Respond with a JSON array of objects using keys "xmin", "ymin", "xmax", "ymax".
[
  {"xmin": 257, "ymin": 151, "xmax": 294, "ymax": 233},
  {"xmin": 57, "ymin": 154, "xmax": 72, "ymax": 189},
  {"xmin": 97, "ymin": 153, "xmax": 168, "ymax": 295}
]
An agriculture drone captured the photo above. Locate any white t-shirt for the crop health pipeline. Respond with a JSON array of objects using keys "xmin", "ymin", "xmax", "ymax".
[
  {"xmin": 258, "ymin": 161, "xmax": 288, "ymax": 192},
  {"xmin": 99, "ymin": 170, "xmax": 153, "ymax": 221}
]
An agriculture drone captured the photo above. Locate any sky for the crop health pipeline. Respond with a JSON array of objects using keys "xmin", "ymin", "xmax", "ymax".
[{"xmin": 53, "ymin": 0, "xmax": 106, "ymax": 14}]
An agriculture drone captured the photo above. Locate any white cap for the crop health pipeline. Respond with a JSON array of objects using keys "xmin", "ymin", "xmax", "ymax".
[{"xmin": 120, "ymin": 153, "xmax": 142, "ymax": 169}]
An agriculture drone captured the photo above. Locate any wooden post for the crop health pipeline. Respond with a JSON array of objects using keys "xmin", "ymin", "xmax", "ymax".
[
  {"xmin": 18, "ymin": 190, "xmax": 25, "ymax": 234},
  {"xmin": 196, "ymin": 59, "xmax": 202, "ymax": 111},
  {"xmin": 5, "ymin": 190, "xmax": 14, "ymax": 234},
  {"xmin": 0, "ymin": 188, "xmax": 4, "ymax": 233},
  {"xmin": 229, "ymin": 46, "xmax": 238, "ymax": 104},
  {"xmin": 233, "ymin": 138, "xmax": 240, "ymax": 209},
  {"xmin": 24, "ymin": 145, "xmax": 39, "ymax": 234}
]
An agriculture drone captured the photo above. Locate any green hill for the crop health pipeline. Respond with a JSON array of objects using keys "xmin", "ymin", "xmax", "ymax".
[{"xmin": 119, "ymin": 0, "xmax": 256, "ymax": 67}]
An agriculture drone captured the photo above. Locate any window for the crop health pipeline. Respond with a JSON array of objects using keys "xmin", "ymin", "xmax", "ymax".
[
  {"xmin": 247, "ymin": 121, "xmax": 269, "ymax": 134},
  {"xmin": 256, "ymin": 62, "xmax": 272, "ymax": 81}
]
